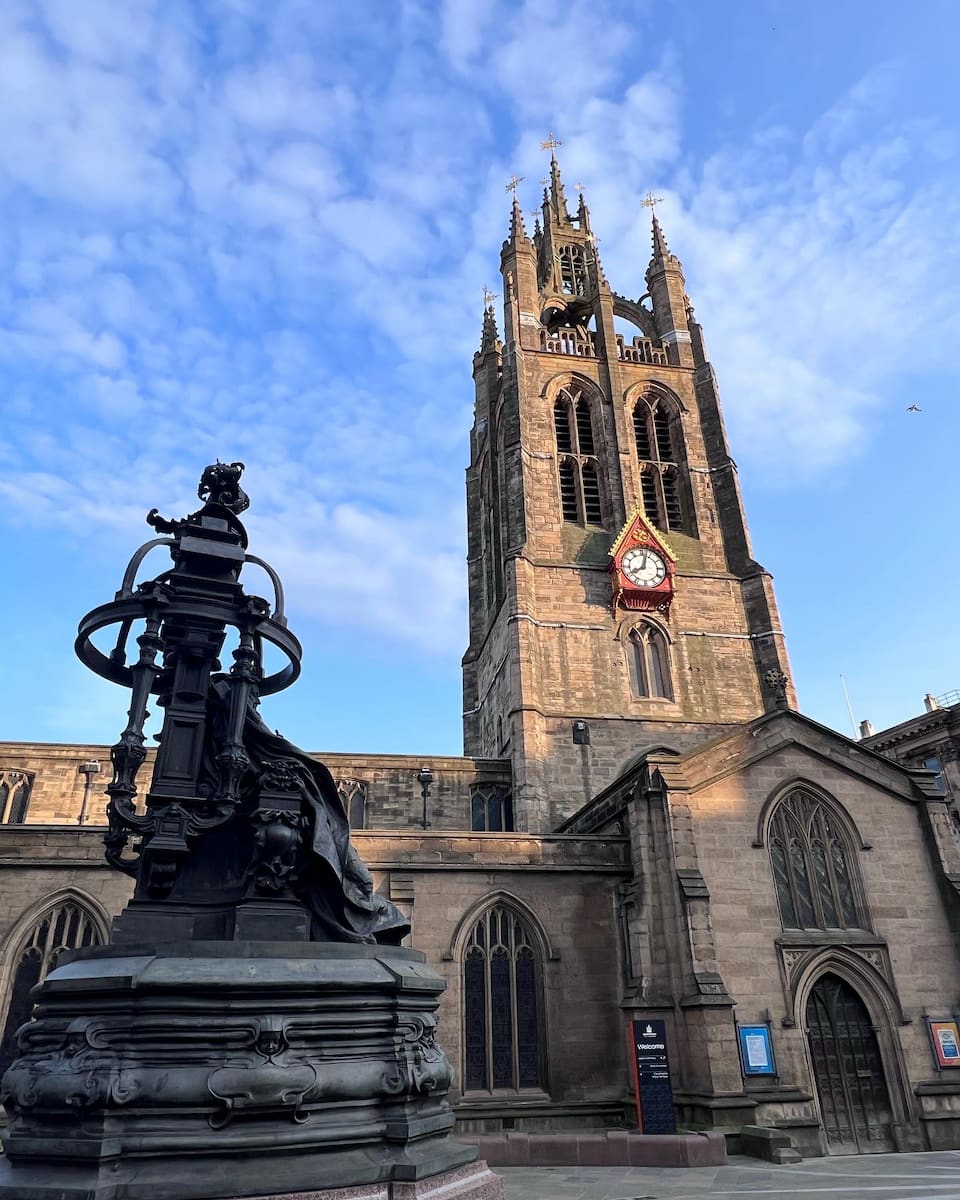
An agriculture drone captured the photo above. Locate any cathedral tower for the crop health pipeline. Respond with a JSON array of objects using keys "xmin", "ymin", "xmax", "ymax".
[{"xmin": 462, "ymin": 156, "xmax": 795, "ymax": 832}]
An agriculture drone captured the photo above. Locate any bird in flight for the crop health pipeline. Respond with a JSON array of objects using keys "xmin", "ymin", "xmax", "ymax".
[{"xmin": 907, "ymin": 404, "xmax": 922, "ymax": 412}]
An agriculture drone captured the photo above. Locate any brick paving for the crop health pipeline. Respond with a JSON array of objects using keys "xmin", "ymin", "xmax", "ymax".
[{"xmin": 498, "ymin": 1151, "xmax": 960, "ymax": 1199}]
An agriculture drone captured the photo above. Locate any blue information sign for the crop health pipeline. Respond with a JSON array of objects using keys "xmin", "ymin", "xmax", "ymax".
[{"xmin": 737, "ymin": 1023, "xmax": 776, "ymax": 1076}]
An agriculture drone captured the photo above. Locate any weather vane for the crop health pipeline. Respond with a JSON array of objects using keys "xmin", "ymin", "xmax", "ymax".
[
  {"xmin": 540, "ymin": 131, "xmax": 562, "ymax": 153},
  {"xmin": 641, "ymin": 190, "xmax": 664, "ymax": 211},
  {"xmin": 505, "ymin": 174, "xmax": 524, "ymax": 196},
  {"xmin": 482, "ymin": 285, "xmax": 498, "ymax": 308}
]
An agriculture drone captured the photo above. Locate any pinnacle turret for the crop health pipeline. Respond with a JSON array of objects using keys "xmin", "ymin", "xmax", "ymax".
[
  {"xmin": 479, "ymin": 303, "xmax": 500, "ymax": 354},
  {"xmin": 548, "ymin": 154, "xmax": 570, "ymax": 222},
  {"xmin": 577, "ymin": 189, "xmax": 591, "ymax": 235},
  {"xmin": 509, "ymin": 194, "xmax": 529, "ymax": 244},
  {"xmin": 651, "ymin": 212, "xmax": 671, "ymax": 263},
  {"xmin": 646, "ymin": 209, "xmax": 683, "ymax": 284}
]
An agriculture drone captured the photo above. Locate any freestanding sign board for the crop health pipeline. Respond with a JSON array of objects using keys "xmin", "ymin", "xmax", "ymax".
[{"xmin": 627, "ymin": 1019, "xmax": 676, "ymax": 1134}]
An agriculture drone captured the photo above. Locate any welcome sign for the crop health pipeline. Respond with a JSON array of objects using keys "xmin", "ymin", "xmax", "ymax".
[{"xmin": 627, "ymin": 1019, "xmax": 676, "ymax": 1134}]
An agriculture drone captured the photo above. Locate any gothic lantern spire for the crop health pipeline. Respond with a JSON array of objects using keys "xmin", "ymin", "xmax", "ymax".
[{"xmin": 539, "ymin": 131, "xmax": 571, "ymax": 223}]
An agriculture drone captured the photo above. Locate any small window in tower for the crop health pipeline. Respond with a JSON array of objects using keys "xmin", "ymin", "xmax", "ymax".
[
  {"xmin": 627, "ymin": 624, "xmax": 673, "ymax": 701},
  {"xmin": 653, "ymin": 404, "xmax": 673, "ymax": 461},
  {"xmin": 633, "ymin": 403, "xmax": 652, "ymax": 460},
  {"xmin": 662, "ymin": 469, "xmax": 683, "ymax": 532},
  {"xmin": 554, "ymin": 399, "xmax": 572, "ymax": 452},
  {"xmin": 575, "ymin": 399, "xmax": 594, "ymax": 455},
  {"xmin": 582, "ymin": 462, "xmax": 602, "ymax": 525},
  {"xmin": 558, "ymin": 458, "xmax": 579, "ymax": 522}
]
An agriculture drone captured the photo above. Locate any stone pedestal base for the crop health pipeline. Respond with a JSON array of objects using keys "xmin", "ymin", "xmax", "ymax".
[
  {"xmin": 0, "ymin": 1157, "xmax": 504, "ymax": 1200},
  {"xmin": 0, "ymin": 942, "xmax": 479, "ymax": 1200},
  {"xmin": 227, "ymin": 1161, "xmax": 504, "ymax": 1199}
]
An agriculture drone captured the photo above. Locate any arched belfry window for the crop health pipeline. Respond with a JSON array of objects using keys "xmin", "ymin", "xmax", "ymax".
[
  {"xmin": 627, "ymin": 622, "xmax": 673, "ymax": 700},
  {"xmin": 0, "ymin": 896, "xmax": 105, "ymax": 1079},
  {"xmin": 553, "ymin": 388, "xmax": 605, "ymax": 528},
  {"xmin": 633, "ymin": 394, "xmax": 687, "ymax": 534},
  {"xmin": 767, "ymin": 789, "xmax": 865, "ymax": 931},
  {"xmin": 558, "ymin": 244, "xmax": 587, "ymax": 296},
  {"xmin": 463, "ymin": 903, "xmax": 543, "ymax": 1092}
]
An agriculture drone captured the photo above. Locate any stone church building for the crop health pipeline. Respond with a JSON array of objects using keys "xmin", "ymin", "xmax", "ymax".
[{"xmin": 2, "ymin": 157, "xmax": 960, "ymax": 1158}]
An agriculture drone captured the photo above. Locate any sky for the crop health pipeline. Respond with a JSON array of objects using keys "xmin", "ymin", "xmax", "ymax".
[{"xmin": 1, "ymin": 0, "xmax": 959, "ymax": 756}]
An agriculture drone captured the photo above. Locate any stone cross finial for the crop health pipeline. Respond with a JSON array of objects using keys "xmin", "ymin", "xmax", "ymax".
[{"xmin": 764, "ymin": 668, "xmax": 790, "ymax": 707}]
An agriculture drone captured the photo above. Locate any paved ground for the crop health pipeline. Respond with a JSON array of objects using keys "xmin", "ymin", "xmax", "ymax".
[{"xmin": 499, "ymin": 1150, "xmax": 960, "ymax": 1200}]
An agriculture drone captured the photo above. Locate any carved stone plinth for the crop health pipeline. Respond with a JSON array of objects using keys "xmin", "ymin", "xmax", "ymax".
[
  {"xmin": 208, "ymin": 1161, "xmax": 504, "ymax": 1199},
  {"xmin": 0, "ymin": 942, "xmax": 479, "ymax": 1200}
]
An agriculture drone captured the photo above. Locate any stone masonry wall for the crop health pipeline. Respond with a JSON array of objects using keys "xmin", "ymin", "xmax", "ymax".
[
  {"xmin": 690, "ymin": 740, "xmax": 960, "ymax": 1153},
  {"xmin": 0, "ymin": 743, "xmax": 512, "ymax": 832},
  {"xmin": 0, "ymin": 826, "xmax": 630, "ymax": 1132}
]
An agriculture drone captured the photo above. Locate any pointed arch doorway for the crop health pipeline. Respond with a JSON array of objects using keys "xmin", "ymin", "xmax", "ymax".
[{"xmin": 806, "ymin": 974, "xmax": 895, "ymax": 1154}]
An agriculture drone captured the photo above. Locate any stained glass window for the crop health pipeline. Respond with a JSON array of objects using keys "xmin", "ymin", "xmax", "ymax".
[
  {"xmin": 768, "ymin": 790, "xmax": 865, "ymax": 931},
  {"xmin": 462, "ymin": 904, "xmax": 543, "ymax": 1092},
  {"xmin": 470, "ymin": 785, "xmax": 514, "ymax": 832}
]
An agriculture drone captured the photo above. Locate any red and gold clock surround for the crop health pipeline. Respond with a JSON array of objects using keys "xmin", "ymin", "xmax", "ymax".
[{"xmin": 608, "ymin": 508, "xmax": 676, "ymax": 616}]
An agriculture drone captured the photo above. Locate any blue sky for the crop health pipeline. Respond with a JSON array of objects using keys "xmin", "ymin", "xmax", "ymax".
[{"xmin": 1, "ymin": 0, "xmax": 958, "ymax": 754}]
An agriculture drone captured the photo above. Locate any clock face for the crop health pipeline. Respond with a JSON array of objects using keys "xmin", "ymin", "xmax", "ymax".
[{"xmin": 621, "ymin": 546, "xmax": 667, "ymax": 588}]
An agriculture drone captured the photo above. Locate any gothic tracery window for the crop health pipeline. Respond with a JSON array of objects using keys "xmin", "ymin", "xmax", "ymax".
[
  {"xmin": 767, "ymin": 789, "xmax": 864, "ymax": 931},
  {"xmin": 463, "ymin": 904, "xmax": 543, "ymax": 1092},
  {"xmin": 335, "ymin": 778, "xmax": 368, "ymax": 829},
  {"xmin": 0, "ymin": 771, "xmax": 33, "ymax": 824},
  {"xmin": 0, "ymin": 897, "xmax": 104, "ymax": 1079},
  {"xmin": 471, "ymin": 784, "xmax": 513, "ymax": 832},
  {"xmin": 633, "ymin": 395, "xmax": 687, "ymax": 534},
  {"xmin": 554, "ymin": 389, "xmax": 605, "ymax": 527},
  {"xmin": 626, "ymin": 622, "xmax": 673, "ymax": 700}
]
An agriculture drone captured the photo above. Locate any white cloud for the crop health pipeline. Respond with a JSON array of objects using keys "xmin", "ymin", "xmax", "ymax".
[{"xmin": 0, "ymin": 2, "xmax": 957, "ymax": 686}]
